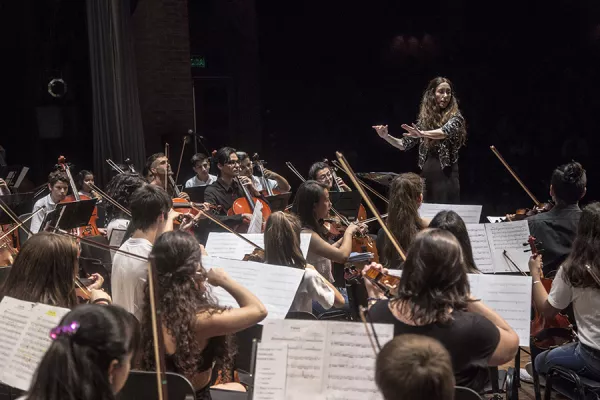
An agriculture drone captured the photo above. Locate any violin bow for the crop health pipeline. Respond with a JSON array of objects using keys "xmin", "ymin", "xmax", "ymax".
[
  {"xmin": 585, "ymin": 265, "xmax": 600, "ymax": 288},
  {"xmin": 106, "ymin": 159, "xmax": 126, "ymax": 174},
  {"xmin": 0, "ymin": 196, "xmax": 36, "ymax": 237},
  {"xmin": 175, "ymin": 136, "xmax": 189, "ymax": 184},
  {"xmin": 148, "ymin": 254, "xmax": 169, "ymax": 400},
  {"xmin": 490, "ymin": 146, "xmax": 541, "ymax": 207},
  {"xmin": 335, "ymin": 152, "xmax": 406, "ymax": 261},
  {"xmin": 88, "ymin": 182, "xmax": 132, "ymax": 218},
  {"xmin": 0, "ymin": 207, "xmax": 43, "ymax": 242},
  {"xmin": 331, "ymin": 160, "xmax": 389, "ymax": 204},
  {"xmin": 358, "ymin": 306, "xmax": 381, "ymax": 356}
]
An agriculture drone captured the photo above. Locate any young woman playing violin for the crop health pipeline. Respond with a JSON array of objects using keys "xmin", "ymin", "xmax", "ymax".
[
  {"xmin": 529, "ymin": 202, "xmax": 600, "ymax": 381},
  {"xmin": 264, "ymin": 211, "xmax": 345, "ymax": 313},
  {"xmin": 429, "ymin": 210, "xmax": 480, "ymax": 274},
  {"xmin": 376, "ymin": 173, "xmax": 428, "ymax": 269},
  {"xmin": 291, "ymin": 180, "xmax": 363, "ymax": 284},
  {"xmin": 75, "ymin": 170, "xmax": 101, "ymax": 200},
  {"xmin": 140, "ymin": 231, "xmax": 267, "ymax": 400},
  {"xmin": 366, "ymin": 229, "xmax": 519, "ymax": 392},
  {"xmin": 0, "ymin": 232, "xmax": 111, "ymax": 307},
  {"xmin": 373, "ymin": 77, "xmax": 467, "ymax": 204}
]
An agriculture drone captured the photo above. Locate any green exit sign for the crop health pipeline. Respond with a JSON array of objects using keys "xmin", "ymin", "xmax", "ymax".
[{"xmin": 191, "ymin": 56, "xmax": 206, "ymax": 68}]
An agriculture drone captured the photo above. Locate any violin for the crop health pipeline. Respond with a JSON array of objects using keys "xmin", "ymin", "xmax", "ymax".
[
  {"xmin": 227, "ymin": 176, "xmax": 271, "ymax": 232},
  {"xmin": 344, "ymin": 265, "xmax": 400, "ymax": 298},
  {"xmin": 56, "ymin": 156, "xmax": 101, "ymax": 237},
  {"xmin": 528, "ymin": 236, "xmax": 575, "ymax": 350}
]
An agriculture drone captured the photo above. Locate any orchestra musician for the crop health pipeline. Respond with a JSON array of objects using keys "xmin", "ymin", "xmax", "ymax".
[
  {"xmin": 429, "ymin": 210, "xmax": 480, "ymax": 274},
  {"xmin": 237, "ymin": 151, "xmax": 291, "ymax": 193},
  {"xmin": 529, "ymin": 202, "xmax": 600, "ymax": 382},
  {"xmin": 0, "ymin": 178, "xmax": 10, "ymax": 195},
  {"xmin": 376, "ymin": 173, "xmax": 428, "ymax": 269},
  {"xmin": 23, "ymin": 305, "xmax": 139, "ymax": 400},
  {"xmin": 308, "ymin": 161, "xmax": 351, "ymax": 192},
  {"xmin": 140, "ymin": 231, "xmax": 267, "ymax": 399},
  {"xmin": 30, "ymin": 171, "xmax": 70, "ymax": 234},
  {"xmin": 264, "ymin": 211, "xmax": 345, "ymax": 313},
  {"xmin": 527, "ymin": 161, "xmax": 587, "ymax": 276},
  {"xmin": 146, "ymin": 153, "xmax": 190, "ymax": 201},
  {"xmin": 75, "ymin": 170, "xmax": 101, "ymax": 200},
  {"xmin": 0, "ymin": 232, "xmax": 111, "ymax": 307},
  {"xmin": 366, "ymin": 229, "xmax": 519, "ymax": 392},
  {"xmin": 185, "ymin": 153, "xmax": 217, "ymax": 188},
  {"xmin": 373, "ymin": 77, "xmax": 467, "ymax": 204},
  {"xmin": 104, "ymin": 172, "xmax": 147, "ymax": 241}
]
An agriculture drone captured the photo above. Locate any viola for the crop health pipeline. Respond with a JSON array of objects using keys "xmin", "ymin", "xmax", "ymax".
[
  {"xmin": 528, "ymin": 236, "xmax": 575, "ymax": 350},
  {"xmin": 227, "ymin": 177, "xmax": 271, "ymax": 232},
  {"xmin": 56, "ymin": 156, "xmax": 101, "ymax": 237}
]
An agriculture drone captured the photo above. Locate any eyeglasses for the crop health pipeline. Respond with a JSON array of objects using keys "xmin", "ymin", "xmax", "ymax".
[
  {"xmin": 316, "ymin": 172, "xmax": 333, "ymax": 181},
  {"xmin": 225, "ymin": 160, "xmax": 240, "ymax": 165}
]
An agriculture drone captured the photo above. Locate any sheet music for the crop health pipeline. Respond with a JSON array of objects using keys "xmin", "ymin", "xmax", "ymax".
[
  {"xmin": 468, "ymin": 274, "xmax": 532, "ymax": 346},
  {"xmin": 205, "ymin": 232, "xmax": 311, "ymax": 260},
  {"xmin": 419, "ymin": 203, "xmax": 482, "ymax": 224},
  {"xmin": 202, "ymin": 256, "xmax": 305, "ymax": 321},
  {"xmin": 253, "ymin": 343, "xmax": 289, "ymax": 400},
  {"xmin": 247, "ymin": 200, "xmax": 264, "ymax": 234},
  {"xmin": 0, "ymin": 297, "xmax": 70, "ymax": 391},
  {"xmin": 487, "ymin": 216, "xmax": 505, "ymax": 223},
  {"xmin": 259, "ymin": 320, "xmax": 394, "ymax": 400},
  {"xmin": 466, "ymin": 224, "xmax": 495, "ymax": 273},
  {"xmin": 485, "ymin": 221, "xmax": 531, "ymax": 273}
]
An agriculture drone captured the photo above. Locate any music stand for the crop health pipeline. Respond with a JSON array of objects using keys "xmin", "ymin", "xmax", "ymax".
[
  {"xmin": 1, "ymin": 165, "xmax": 29, "ymax": 189},
  {"xmin": 265, "ymin": 192, "xmax": 292, "ymax": 212},
  {"xmin": 329, "ymin": 191, "xmax": 362, "ymax": 221},
  {"xmin": 0, "ymin": 192, "xmax": 36, "ymax": 225},
  {"xmin": 185, "ymin": 186, "xmax": 207, "ymax": 203},
  {"xmin": 42, "ymin": 199, "xmax": 97, "ymax": 232},
  {"xmin": 356, "ymin": 172, "xmax": 399, "ymax": 187}
]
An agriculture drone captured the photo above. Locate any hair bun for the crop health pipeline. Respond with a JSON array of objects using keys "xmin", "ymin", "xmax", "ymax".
[{"xmin": 564, "ymin": 162, "xmax": 584, "ymax": 183}]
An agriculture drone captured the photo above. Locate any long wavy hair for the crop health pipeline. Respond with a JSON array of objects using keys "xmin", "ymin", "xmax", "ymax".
[
  {"xmin": 429, "ymin": 210, "xmax": 480, "ymax": 273},
  {"xmin": 264, "ymin": 211, "xmax": 306, "ymax": 269},
  {"xmin": 291, "ymin": 180, "xmax": 329, "ymax": 239},
  {"xmin": 563, "ymin": 202, "xmax": 600, "ymax": 289},
  {"xmin": 383, "ymin": 173, "xmax": 426, "ymax": 267},
  {"xmin": 140, "ymin": 231, "xmax": 235, "ymax": 378},
  {"xmin": 392, "ymin": 229, "xmax": 471, "ymax": 325},
  {"xmin": 104, "ymin": 172, "xmax": 147, "ymax": 222},
  {"xmin": 26, "ymin": 305, "xmax": 140, "ymax": 400},
  {"xmin": 417, "ymin": 77, "xmax": 466, "ymax": 146},
  {"xmin": 0, "ymin": 232, "xmax": 78, "ymax": 308}
]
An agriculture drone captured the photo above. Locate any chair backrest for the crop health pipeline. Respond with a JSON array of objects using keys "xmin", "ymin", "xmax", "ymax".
[
  {"xmin": 117, "ymin": 370, "xmax": 195, "ymax": 400},
  {"xmin": 17, "ymin": 213, "xmax": 32, "ymax": 245},
  {"xmin": 210, "ymin": 388, "xmax": 248, "ymax": 400},
  {"xmin": 234, "ymin": 324, "xmax": 263, "ymax": 374},
  {"xmin": 285, "ymin": 311, "xmax": 317, "ymax": 320},
  {"xmin": 454, "ymin": 386, "xmax": 483, "ymax": 400},
  {"xmin": 317, "ymin": 309, "xmax": 349, "ymax": 321}
]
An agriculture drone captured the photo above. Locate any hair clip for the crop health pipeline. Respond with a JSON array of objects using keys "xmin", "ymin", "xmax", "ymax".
[{"xmin": 49, "ymin": 321, "xmax": 80, "ymax": 340}]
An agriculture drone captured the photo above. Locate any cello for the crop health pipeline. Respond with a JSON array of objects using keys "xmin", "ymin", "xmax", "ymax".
[
  {"xmin": 227, "ymin": 176, "xmax": 271, "ymax": 233},
  {"xmin": 56, "ymin": 156, "xmax": 101, "ymax": 237}
]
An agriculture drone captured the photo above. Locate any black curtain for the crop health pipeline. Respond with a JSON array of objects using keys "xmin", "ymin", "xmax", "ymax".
[{"xmin": 86, "ymin": 0, "xmax": 145, "ymax": 186}]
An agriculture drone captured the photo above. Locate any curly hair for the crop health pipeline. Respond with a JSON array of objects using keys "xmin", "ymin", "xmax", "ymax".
[
  {"xmin": 392, "ymin": 229, "xmax": 471, "ymax": 325},
  {"xmin": 140, "ymin": 231, "xmax": 235, "ymax": 378},
  {"xmin": 417, "ymin": 77, "xmax": 466, "ymax": 147},
  {"xmin": 104, "ymin": 173, "xmax": 147, "ymax": 222}
]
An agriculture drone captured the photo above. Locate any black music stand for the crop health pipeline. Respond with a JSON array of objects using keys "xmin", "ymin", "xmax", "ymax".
[
  {"xmin": 185, "ymin": 185, "xmax": 207, "ymax": 203},
  {"xmin": 265, "ymin": 192, "xmax": 292, "ymax": 212},
  {"xmin": 0, "ymin": 192, "xmax": 35, "ymax": 225},
  {"xmin": 356, "ymin": 172, "xmax": 398, "ymax": 187},
  {"xmin": 0, "ymin": 165, "xmax": 29, "ymax": 189},
  {"xmin": 42, "ymin": 199, "xmax": 97, "ymax": 232},
  {"xmin": 329, "ymin": 191, "xmax": 362, "ymax": 221}
]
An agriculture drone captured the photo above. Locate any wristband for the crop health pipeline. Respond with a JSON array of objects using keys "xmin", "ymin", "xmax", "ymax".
[
  {"xmin": 92, "ymin": 298, "xmax": 111, "ymax": 305},
  {"xmin": 533, "ymin": 280, "xmax": 541, "ymax": 285}
]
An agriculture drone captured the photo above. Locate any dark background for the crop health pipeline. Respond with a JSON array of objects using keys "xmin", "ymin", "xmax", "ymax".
[{"xmin": 2, "ymin": 0, "xmax": 600, "ymax": 217}]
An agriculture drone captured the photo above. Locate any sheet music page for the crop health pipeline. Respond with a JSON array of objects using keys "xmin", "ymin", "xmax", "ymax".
[
  {"xmin": 247, "ymin": 200, "xmax": 264, "ymax": 234},
  {"xmin": 468, "ymin": 274, "xmax": 532, "ymax": 346},
  {"xmin": 202, "ymin": 256, "xmax": 305, "ymax": 321},
  {"xmin": 484, "ymin": 221, "xmax": 531, "ymax": 273},
  {"xmin": 323, "ymin": 322, "xmax": 393, "ymax": 400},
  {"xmin": 419, "ymin": 203, "xmax": 482, "ymax": 224},
  {"xmin": 261, "ymin": 320, "xmax": 328, "ymax": 398},
  {"xmin": 0, "ymin": 298, "xmax": 70, "ymax": 391},
  {"xmin": 466, "ymin": 224, "xmax": 495, "ymax": 273},
  {"xmin": 205, "ymin": 233, "xmax": 311, "ymax": 260},
  {"xmin": 253, "ymin": 343, "xmax": 288, "ymax": 400},
  {"xmin": 0, "ymin": 297, "xmax": 32, "ymax": 373}
]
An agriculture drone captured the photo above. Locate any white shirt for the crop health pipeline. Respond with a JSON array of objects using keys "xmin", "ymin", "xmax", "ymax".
[
  {"xmin": 30, "ymin": 194, "xmax": 57, "ymax": 234},
  {"xmin": 289, "ymin": 268, "xmax": 335, "ymax": 313},
  {"xmin": 111, "ymin": 237, "xmax": 152, "ymax": 320},
  {"xmin": 548, "ymin": 266, "xmax": 600, "ymax": 350},
  {"xmin": 304, "ymin": 229, "xmax": 334, "ymax": 283},
  {"xmin": 251, "ymin": 176, "xmax": 278, "ymax": 193},
  {"xmin": 185, "ymin": 174, "xmax": 217, "ymax": 188}
]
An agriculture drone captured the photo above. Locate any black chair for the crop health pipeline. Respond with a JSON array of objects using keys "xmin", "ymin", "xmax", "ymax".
[
  {"xmin": 79, "ymin": 234, "xmax": 112, "ymax": 294},
  {"xmin": 455, "ymin": 386, "xmax": 484, "ymax": 400},
  {"xmin": 0, "ymin": 383, "xmax": 23, "ymax": 400},
  {"xmin": 285, "ymin": 311, "xmax": 317, "ymax": 320},
  {"xmin": 117, "ymin": 370, "xmax": 195, "ymax": 400},
  {"xmin": 317, "ymin": 309, "xmax": 350, "ymax": 321},
  {"xmin": 543, "ymin": 365, "xmax": 600, "ymax": 400},
  {"xmin": 210, "ymin": 388, "xmax": 248, "ymax": 400},
  {"xmin": 0, "ymin": 266, "xmax": 11, "ymax": 287},
  {"xmin": 17, "ymin": 212, "xmax": 32, "ymax": 245}
]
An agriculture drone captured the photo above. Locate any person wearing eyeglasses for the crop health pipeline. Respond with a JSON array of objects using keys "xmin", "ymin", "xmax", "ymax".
[{"xmin": 308, "ymin": 161, "xmax": 351, "ymax": 192}]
